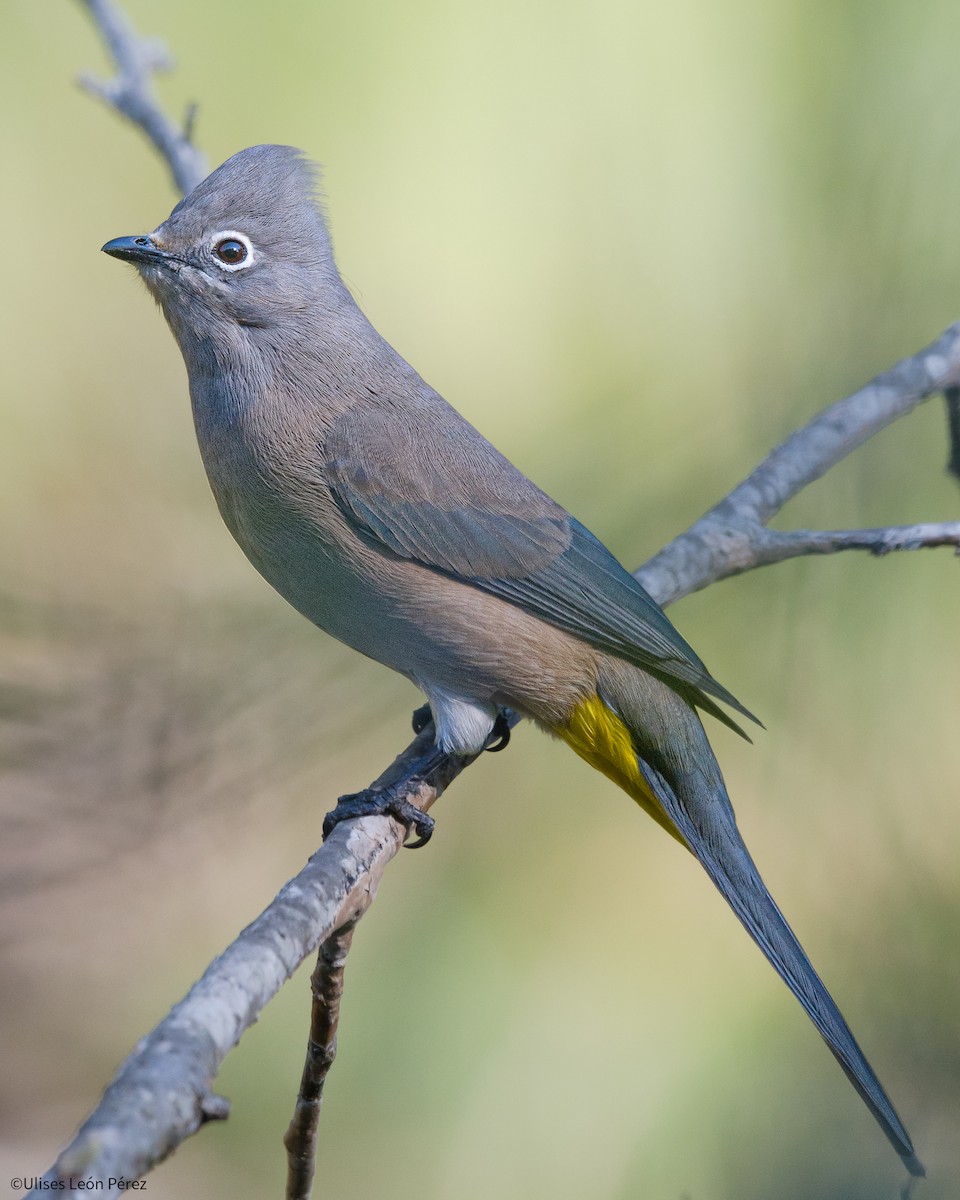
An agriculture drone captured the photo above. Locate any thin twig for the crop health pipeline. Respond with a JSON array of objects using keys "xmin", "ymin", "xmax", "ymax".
[
  {"xmin": 758, "ymin": 521, "xmax": 960, "ymax": 560},
  {"xmin": 76, "ymin": 0, "xmax": 206, "ymax": 194},
  {"xmin": 283, "ymin": 923, "xmax": 357, "ymax": 1200},
  {"xmin": 945, "ymin": 386, "xmax": 960, "ymax": 482}
]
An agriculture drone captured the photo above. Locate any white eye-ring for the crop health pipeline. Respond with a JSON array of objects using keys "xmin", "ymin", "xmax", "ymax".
[{"xmin": 210, "ymin": 230, "xmax": 255, "ymax": 272}]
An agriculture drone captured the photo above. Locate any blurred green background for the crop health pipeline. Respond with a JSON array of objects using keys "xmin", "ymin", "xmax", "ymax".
[{"xmin": 3, "ymin": 1, "xmax": 959, "ymax": 1196}]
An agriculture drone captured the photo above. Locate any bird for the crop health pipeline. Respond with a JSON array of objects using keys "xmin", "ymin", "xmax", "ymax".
[{"xmin": 102, "ymin": 143, "xmax": 923, "ymax": 1179}]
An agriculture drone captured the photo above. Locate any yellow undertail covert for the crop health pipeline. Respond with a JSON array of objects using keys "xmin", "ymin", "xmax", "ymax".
[{"xmin": 556, "ymin": 692, "xmax": 683, "ymax": 843}]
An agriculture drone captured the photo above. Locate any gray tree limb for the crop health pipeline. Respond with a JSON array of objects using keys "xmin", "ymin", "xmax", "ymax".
[
  {"xmin": 34, "ymin": 2, "xmax": 960, "ymax": 1197},
  {"xmin": 945, "ymin": 386, "xmax": 960, "ymax": 481},
  {"xmin": 283, "ymin": 921, "xmax": 356, "ymax": 1200},
  {"xmin": 32, "ymin": 729, "xmax": 477, "ymax": 1197},
  {"xmin": 638, "ymin": 324, "xmax": 960, "ymax": 601},
  {"xmin": 76, "ymin": 0, "xmax": 206, "ymax": 195},
  {"xmin": 755, "ymin": 520, "xmax": 960, "ymax": 559}
]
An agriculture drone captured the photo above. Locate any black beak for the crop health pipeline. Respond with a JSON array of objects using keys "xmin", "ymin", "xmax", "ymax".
[{"xmin": 101, "ymin": 235, "xmax": 166, "ymax": 265}]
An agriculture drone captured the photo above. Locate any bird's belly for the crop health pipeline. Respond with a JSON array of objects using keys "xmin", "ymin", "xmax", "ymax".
[
  {"xmin": 202, "ymin": 448, "xmax": 591, "ymax": 721},
  {"xmin": 216, "ymin": 483, "xmax": 414, "ymax": 663}
]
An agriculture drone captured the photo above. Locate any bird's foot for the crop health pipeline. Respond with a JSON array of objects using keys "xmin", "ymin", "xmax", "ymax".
[
  {"xmin": 485, "ymin": 710, "xmax": 512, "ymax": 753},
  {"xmin": 322, "ymin": 785, "xmax": 436, "ymax": 849},
  {"xmin": 411, "ymin": 703, "xmax": 433, "ymax": 735}
]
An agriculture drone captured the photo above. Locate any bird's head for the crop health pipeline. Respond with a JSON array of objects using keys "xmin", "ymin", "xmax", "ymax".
[{"xmin": 102, "ymin": 144, "xmax": 335, "ymax": 339}]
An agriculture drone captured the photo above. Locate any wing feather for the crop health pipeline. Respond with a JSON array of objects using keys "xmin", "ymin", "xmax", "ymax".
[{"xmin": 325, "ymin": 393, "xmax": 757, "ymax": 729}]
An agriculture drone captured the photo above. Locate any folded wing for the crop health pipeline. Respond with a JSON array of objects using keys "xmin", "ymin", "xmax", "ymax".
[{"xmin": 325, "ymin": 392, "xmax": 757, "ymax": 731}]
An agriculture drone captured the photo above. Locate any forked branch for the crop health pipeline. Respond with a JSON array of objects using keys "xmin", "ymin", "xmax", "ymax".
[{"xmin": 637, "ymin": 325, "xmax": 960, "ymax": 600}]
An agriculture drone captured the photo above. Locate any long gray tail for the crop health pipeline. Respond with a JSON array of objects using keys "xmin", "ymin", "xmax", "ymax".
[{"xmin": 637, "ymin": 756, "xmax": 924, "ymax": 1179}]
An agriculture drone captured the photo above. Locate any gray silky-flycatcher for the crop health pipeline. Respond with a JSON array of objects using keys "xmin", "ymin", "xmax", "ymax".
[{"xmin": 102, "ymin": 144, "xmax": 922, "ymax": 1178}]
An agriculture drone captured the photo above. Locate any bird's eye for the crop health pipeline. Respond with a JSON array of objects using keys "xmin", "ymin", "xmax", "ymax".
[
  {"xmin": 215, "ymin": 239, "xmax": 247, "ymax": 264},
  {"xmin": 209, "ymin": 232, "xmax": 254, "ymax": 271}
]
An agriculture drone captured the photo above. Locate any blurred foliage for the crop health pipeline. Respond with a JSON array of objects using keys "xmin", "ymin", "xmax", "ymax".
[{"xmin": 2, "ymin": 0, "xmax": 959, "ymax": 1196}]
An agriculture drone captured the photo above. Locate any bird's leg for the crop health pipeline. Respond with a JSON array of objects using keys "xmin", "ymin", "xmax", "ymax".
[
  {"xmin": 325, "ymin": 705, "xmax": 511, "ymax": 846},
  {"xmin": 485, "ymin": 709, "xmax": 512, "ymax": 753},
  {"xmin": 414, "ymin": 701, "xmax": 511, "ymax": 750},
  {"xmin": 322, "ymin": 740, "xmax": 449, "ymax": 849}
]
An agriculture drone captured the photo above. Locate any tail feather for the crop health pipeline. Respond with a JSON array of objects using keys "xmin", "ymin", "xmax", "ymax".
[
  {"xmin": 636, "ymin": 755, "xmax": 924, "ymax": 1179},
  {"xmin": 555, "ymin": 681, "xmax": 922, "ymax": 1178}
]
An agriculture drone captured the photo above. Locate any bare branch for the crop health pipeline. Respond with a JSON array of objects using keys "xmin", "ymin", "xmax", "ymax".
[
  {"xmin": 283, "ymin": 923, "xmax": 357, "ymax": 1200},
  {"xmin": 757, "ymin": 521, "xmax": 960, "ymax": 561},
  {"xmin": 637, "ymin": 323, "xmax": 960, "ymax": 602},
  {"xmin": 30, "ymin": 728, "xmax": 480, "ymax": 1199},
  {"xmin": 946, "ymin": 387, "xmax": 960, "ymax": 483},
  {"xmin": 76, "ymin": 0, "xmax": 206, "ymax": 195},
  {"xmin": 723, "ymin": 325, "xmax": 960, "ymax": 522}
]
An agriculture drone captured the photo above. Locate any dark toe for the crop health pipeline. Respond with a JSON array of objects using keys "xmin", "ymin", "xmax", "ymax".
[
  {"xmin": 485, "ymin": 711, "xmax": 512, "ymax": 753},
  {"xmin": 322, "ymin": 786, "xmax": 435, "ymax": 848}
]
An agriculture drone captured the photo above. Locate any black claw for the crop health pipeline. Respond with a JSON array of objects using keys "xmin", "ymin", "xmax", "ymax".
[
  {"xmin": 403, "ymin": 820, "xmax": 434, "ymax": 850},
  {"xmin": 411, "ymin": 703, "xmax": 433, "ymax": 735},
  {"xmin": 323, "ymin": 786, "xmax": 436, "ymax": 848},
  {"xmin": 485, "ymin": 712, "xmax": 512, "ymax": 753}
]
